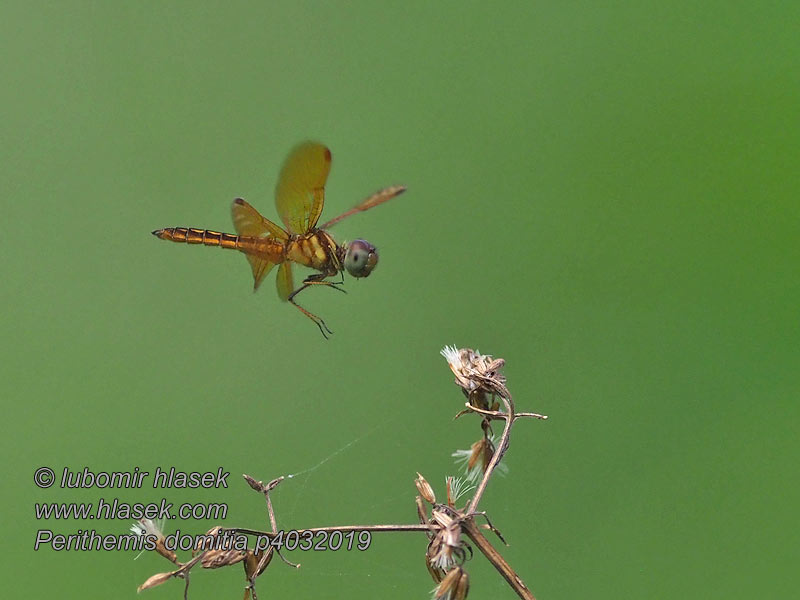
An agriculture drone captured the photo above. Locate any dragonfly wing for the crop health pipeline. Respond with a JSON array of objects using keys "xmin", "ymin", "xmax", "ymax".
[
  {"xmin": 245, "ymin": 255, "xmax": 276, "ymax": 291},
  {"xmin": 232, "ymin": 198, "xmax": 288, "ymax": 239},
  {"xmin": 275, "ymin": 261, "xmax": 295, "ymax": 302},
  {"xmin": 275, "ymin": 142, "xmax": 332, "ymax": 234},
  {"xmin": 231, "ymin": 198, "xmax": 288, "ymax": 291},
  {"xmin": 319, "ymin": 185, "xmax": 406, "ymax": 230}
]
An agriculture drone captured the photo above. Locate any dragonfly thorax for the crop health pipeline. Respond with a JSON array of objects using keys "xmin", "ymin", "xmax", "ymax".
[{"xmin": 285, "ymin": 229, "xmax": 341, "ymax": 276}]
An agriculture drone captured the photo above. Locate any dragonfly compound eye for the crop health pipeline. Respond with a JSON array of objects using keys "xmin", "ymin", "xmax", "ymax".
[{"xmin": 345, "ymin": 239, "xmax": 378, "ymax": 278}]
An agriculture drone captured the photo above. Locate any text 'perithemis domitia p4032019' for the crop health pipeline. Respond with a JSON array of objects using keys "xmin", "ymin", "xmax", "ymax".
[{"xmin": 152, "ymin": 142, "xmax": 405, "ymax": 338}]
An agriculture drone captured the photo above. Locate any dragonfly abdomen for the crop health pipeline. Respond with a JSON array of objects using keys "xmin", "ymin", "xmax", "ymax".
[
  {"xmin": 152, "ymin": 227, "xmax": 242, "ymax": 249},
  {"xmin": 152, "ymin": 227, "xmax": 285, "ymax": 262}
]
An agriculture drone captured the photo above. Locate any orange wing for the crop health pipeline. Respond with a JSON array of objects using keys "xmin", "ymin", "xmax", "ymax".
[
  {"xmin": 231, "ymin": 198, "xmax": 288, "ymax": 291},
  {"xmin": 275, "ymin": 142, "xmax": 332, "ymax": 234},
  {"xmin": 275, "ymin": 262, "xmax": 295, "ymax": 302}
]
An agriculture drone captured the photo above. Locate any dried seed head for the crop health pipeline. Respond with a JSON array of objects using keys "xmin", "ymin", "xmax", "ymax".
[
  {"xmin": 451, "ymin": 441, "xmax": 483, "ymax": 484},
  {"xmin": 428, "ymin": 509, "xmax": 464, "ymax": 570},
  {"xmin": 416, "ymin": 472, "xmax": 436, "ymax": 504},
  {"xmin": 433, "ymin": 566, "xmax": 470, "ymax": 600},
  {"xmin": 454, "ymin": 568, "xmax": 470, "ymax": 600},
  {"xmin": 194, "ymin": 526, "xmax": 223, "ymax": 553},
  {"xmin": 243, "ymin": 474, "xmax": 284, "ymax": 493},
  {"xmin": 130, "ymin": 518, "xmax": 176, "ymax": 563},
  {"xmin": 243, "ymin": 474, "xmax": 263, "ymax": 492},
  {"xmin": 452, "ymin": 435, "xmax": 508, "ymax": 483},
  {"xmin": 426, "ymin": 553, "xmax": 447, "ymax": 583},
  {"xmin": 244, "ymin": 547, "xmax": 274, "ymax": 579},
  {"xmin": 471, "ymin": 439, "xmax": 487, "ymax": 471},
  {"xmin": 445, "ymin": 476, "xmax": 455, "ymax": 507},
  {"xmin": 137, "ymin": 570, "xmax": 175, "ymax": 592},
  {"xmin": 130, "ymin": 518, "xmax": 165, "ymax": 542},
  {"xmin": 481, "ymin": 438, "xmax": 494, "ymax": 472},
  {"xmin": 440, "ymin": 346, "xmax": 511, "ymax": 401},
  {"xmin": 434, "ymin": 567, "xmax": 461, "ymax": 599},
  {"xmin": 192, "ymin": 526, "xmax": 249, "ymax": 570},
  {"xmin": 200, "ymin": 548, "xmax": 246, "ymax": 569}
]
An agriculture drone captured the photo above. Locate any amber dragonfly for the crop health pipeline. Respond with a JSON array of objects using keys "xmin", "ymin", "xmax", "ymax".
[{"xmin": 152, "ymin": 141, "xmax": 405, "ymax": 337}]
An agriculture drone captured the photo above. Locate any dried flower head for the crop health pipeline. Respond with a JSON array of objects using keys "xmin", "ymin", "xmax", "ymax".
[
  {"xmin": 130, "ymin": 518, "xmax": 165, "ymax": 542},
  {"xmin": 416, "ymin": 472, "xmax": 437, "ymax": 504},
  {"xmin": 200, "ymin": 548, "xmax": 246, "ymax": 569},
  {"xmin": 452, "ymin": 435, "xmax": 509, "ymax": 484},
  {"xmin": 440, "ymin": 345, "xmax": 510, "ymax": 403},
  {"xmin": 131, "ymin": 518, "xmax": 177, "ymax": 563},
  {"xmin": 244, "ymin": 547, "xmax": 274, "ymax": 580},
  {"xmin": 192, "ymin": 526, "xmax": 247, "ymax": 569},
  {"xmin": 137, "ymin": 570, "xmax": 176, "ymax": 592},
  {"xmin": 427, "ymin": 508, "xmax": 470, "ymax": 571},
  {"xmin": 432, "ymin": 566, "xmax": 470, "ymax": 600}
]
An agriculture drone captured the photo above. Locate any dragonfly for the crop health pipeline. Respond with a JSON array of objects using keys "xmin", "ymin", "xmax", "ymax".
[{"xmin": 152, "ymin": 141, "xmax": 405, "ymax": 338}]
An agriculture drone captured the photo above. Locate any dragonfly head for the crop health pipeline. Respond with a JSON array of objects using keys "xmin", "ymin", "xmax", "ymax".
[{"xmin": 344, "ymin": 239, "xmax": 378, "ymax": 278}]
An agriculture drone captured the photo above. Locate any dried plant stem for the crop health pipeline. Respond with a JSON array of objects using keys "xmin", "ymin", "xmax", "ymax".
[
  {"xmin": 227, "ymin": 524, "xmax": 431, "ymax": 538},
  {"xmin": 467, "ymin": 404, "xmax": 548, "ymax": 421},
  {"xmin": 467, "ymin": 394, "xmax": 515, "ymax": 515},
  {"xmin": 265, "ymin": 493, "xmax": 277, "ymax": 533},
  {"xmin": 462, "ymin": 520, "xmax": 536, "ymax": 600},
  {"xmin": 457, "ymin": 392, "xmax": 541, "ymax": 599}
]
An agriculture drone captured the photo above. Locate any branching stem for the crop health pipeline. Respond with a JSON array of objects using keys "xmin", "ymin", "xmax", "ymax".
[{"xmin": 467, "ymin": 394, "xmax": 515, "ymax": 515}]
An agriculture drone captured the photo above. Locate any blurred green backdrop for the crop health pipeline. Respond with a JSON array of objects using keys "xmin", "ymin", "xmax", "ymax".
[{"xmin": 3, "ymin": 1, "xmax": 798, "ymax": 598}]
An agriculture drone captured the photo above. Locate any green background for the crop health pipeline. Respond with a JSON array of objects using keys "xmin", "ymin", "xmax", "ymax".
[{"xmin": 3, "ymin": 2, "xmax": 798, "ymax": 598}]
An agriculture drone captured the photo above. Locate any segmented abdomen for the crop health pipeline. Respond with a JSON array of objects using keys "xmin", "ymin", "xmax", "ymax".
[
  {"xmin": 152, "ymin": 227, "xmax": 284, "ymax": 260},
  {"xmin": 152, "ymin": 227, "xmax": 241, "ymax": 248}
]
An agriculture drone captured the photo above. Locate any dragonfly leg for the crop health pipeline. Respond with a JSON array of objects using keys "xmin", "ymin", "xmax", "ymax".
[
  {"xmin": 290, "ymin": 297, "xmax": 333, "ymax": 338},
  {"xmin": 288, "ymin": 282, "xmax": 334, "ymax": 339},
  {"xmin": 300, "ymin": 272, "xmax": 347, "ymax": 294}
]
